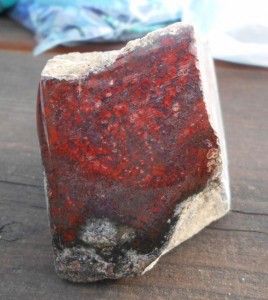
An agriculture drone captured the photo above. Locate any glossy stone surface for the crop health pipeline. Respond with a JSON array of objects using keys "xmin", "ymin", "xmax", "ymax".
[{"xmin": 37, "ymin": 23, "xmax": 230, "ymax": 282}]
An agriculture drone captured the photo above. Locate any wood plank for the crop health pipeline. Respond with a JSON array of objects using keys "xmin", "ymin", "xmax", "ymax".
[
  {"xmin": 0, "ymin": 51, "xmax": 50, "ymax": 187},
  {"xmin": 0, "ymin": 47, "xmax": 267, "ymax": 298},
  {"xmin": 216, "ymin": 63, "xmax": 268, "ymax": 214},
  {"xmin": 1, "ymin": 182, "xmax": 267, "ymax": 299}
]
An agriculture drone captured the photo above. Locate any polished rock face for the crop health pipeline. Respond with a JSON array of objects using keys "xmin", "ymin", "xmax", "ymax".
[{"xmin": 37, "ymin": 23, "xmax": 230, "ymax": 282}]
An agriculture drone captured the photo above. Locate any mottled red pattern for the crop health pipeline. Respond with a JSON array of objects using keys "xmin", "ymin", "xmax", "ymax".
[{"xmin": 37, "ymin": 28, "xmax": 219, "ymax": 252}]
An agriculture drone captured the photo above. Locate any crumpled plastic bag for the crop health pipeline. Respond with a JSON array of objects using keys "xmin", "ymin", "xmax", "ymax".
[
  {"xmin": 184, "ymin": 0, "xmax": 268, "ymax": 67},
  {"xmin": 9, "ymin": 0, "xmax": 184, "ymax": 55}
]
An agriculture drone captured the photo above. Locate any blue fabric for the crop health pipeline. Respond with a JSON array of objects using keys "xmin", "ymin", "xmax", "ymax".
[{"xmin": 9, "ymin": 0, "xmax": 183, "ymax": 55}]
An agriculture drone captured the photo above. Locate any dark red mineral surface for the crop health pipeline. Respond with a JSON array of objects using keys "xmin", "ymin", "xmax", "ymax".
[{"xmin": 37, "ymin": 23, "xmax": 226, "ymax": 282}]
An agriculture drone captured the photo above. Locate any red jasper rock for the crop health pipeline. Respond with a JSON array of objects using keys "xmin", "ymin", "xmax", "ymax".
[{"xmin": 37, "ymin": 23, "xmax": 230, "ymax": 282}]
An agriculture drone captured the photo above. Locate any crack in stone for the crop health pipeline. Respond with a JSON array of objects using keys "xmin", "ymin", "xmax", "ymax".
[
  {"xmin": 208, "ymin": 227, "xmax": 268, "ymax": 235},
  {"xmin": 231, "ymin": 209, "xmax": 268, "ymax": 217}
]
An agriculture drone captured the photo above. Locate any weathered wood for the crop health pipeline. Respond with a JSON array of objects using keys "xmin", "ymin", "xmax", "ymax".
[
  {"xmin": 0, "ymin": 43, "xmax": 268, "ymax": 298},
  {"xmin": 1, "ymin": 182, "xmax": 267, "ymax": 299}
]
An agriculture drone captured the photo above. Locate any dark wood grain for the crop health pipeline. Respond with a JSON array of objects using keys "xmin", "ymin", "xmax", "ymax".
[{"xmin": 0, "ymin": 18, "xmax": 268, "ymax": 300}]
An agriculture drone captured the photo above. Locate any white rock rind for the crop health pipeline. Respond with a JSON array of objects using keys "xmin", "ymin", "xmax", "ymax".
[
  {"xmin": 41, "ymin": 23, "xmax": 193, "ymax": 80},
  {"xmin": 54, "ymin": 245, "xmax": 155, "ymax": 282}
]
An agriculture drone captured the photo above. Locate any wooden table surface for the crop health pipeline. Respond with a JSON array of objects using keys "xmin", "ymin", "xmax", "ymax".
[{"xmin": 0, "ymin": 18, "xmax": 268, "ymax": 300}]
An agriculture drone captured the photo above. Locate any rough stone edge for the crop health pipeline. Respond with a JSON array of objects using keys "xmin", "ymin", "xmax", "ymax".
[
  {"xmin": 195, "ymin": 31, "xmax": 231, "ymax": 204},
  {"xmin": 143, "ymin": 29, "xmax": 231, "ymax": 275},
  {"xmin": 53, "ymin": 246, "xmax": 155, "ymax": 283},
  {"xmin": 142, "ymin": 180, "xmax": 227, "ymax": 274},
  {"xmin": 40, "ymin": 23, "xmax": 231, "ymax": 281},
  {"xmin": 41, "ymin": 22, "xmax": 193, "ymax": 80}
]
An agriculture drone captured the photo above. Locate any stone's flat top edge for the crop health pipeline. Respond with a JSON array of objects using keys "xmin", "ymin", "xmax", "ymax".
[{"xmin": 41, "ymin": 22, "xmax": 194, "ymax": 80}]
